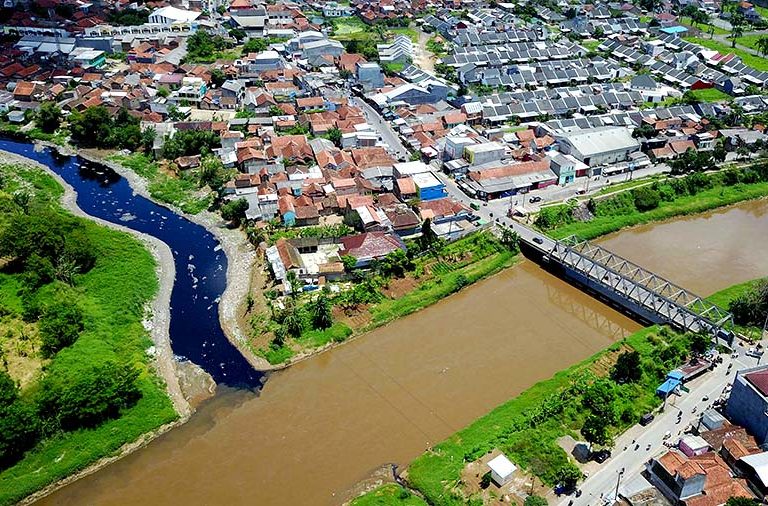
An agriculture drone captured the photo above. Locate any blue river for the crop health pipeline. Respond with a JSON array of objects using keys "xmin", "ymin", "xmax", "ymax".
[{"xmin": 0, "ymin": 138, "xmax": 264, "ymax": 389}]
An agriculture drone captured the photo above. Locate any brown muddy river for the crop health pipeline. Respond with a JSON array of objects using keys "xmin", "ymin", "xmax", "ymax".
[{"xmin": 38, "ymin": 200, "xmax": 768, "ymax": 506}]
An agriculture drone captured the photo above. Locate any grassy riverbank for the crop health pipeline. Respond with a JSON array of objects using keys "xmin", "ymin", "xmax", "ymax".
[
  {"xmin": 351, "ymin": 484, "xmax": 428, "ymax": 506},
  {"xmin": 537, "ymin": 168, "xmax": 768, "ymax": 240},
  {"xmin": 351, "ymin": 279, "xmax": 760, "ymax": 505},
  {"xmin": 0, "ymin": 164, "xmax": 177, "ymax": 506},
  {"xmin": 107, "ymin": 153, "xmax": 211, "ymax": 215}
]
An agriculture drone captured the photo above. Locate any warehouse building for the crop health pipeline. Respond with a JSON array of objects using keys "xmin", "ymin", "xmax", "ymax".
[{"xmin": 557, "ymin": 126, "xmax": 641, "ymax": 168}]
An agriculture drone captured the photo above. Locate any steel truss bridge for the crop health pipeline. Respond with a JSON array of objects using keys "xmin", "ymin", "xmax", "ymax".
[{"xmin": 544, "ymin": 235, "xmax": 735, "ymax": 341}]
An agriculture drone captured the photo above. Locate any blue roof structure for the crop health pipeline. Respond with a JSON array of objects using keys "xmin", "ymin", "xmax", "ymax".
[{"xmin": 657, "ymin": 377, "xmax": 681, "ymax": 396}]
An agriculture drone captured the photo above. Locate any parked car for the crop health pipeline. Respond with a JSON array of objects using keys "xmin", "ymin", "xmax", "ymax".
[
  {"xmin": 592, "ymin": 449, "xmax": 611, "ymax": 463},
  {"xmin": 532, "ymin": 237, "xmax": 544, "ymax": 245},
  {"xmin": 470, "ymin": 203, "xmax": 480, "ymax": 211},
  {"xmin": 529, "ymin": 195, "xmax": 542, "ymax": 203},
  {"xmin": 640, "ymin": 413, "xmax": 655, "ymax": 426}
]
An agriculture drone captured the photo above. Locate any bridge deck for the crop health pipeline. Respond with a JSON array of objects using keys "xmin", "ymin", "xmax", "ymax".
[{"xmin": 509, "ymin": 222, "xmax": 734, "ymax": 339}]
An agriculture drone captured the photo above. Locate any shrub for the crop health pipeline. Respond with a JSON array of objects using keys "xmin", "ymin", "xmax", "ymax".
[
  {"xmin": 39, "ymin": 301, "xmax": 84, "ymax": 358},
  {"xmin": 37, "ymin": 361, "xmax": 142, "ymax": 431}
]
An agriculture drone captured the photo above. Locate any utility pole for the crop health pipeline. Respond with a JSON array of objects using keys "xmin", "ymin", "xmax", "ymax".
[{"xmin": 614, "ymin": 467, "xmax": 625, "ymax": 503}]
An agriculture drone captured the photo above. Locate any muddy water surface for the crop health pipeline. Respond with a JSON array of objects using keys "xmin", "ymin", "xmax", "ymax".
[{"xmin": 38, "ymin": 200, "xmax": 768, "ymax": 506}]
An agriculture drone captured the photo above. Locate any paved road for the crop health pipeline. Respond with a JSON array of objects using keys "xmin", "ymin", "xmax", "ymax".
[
  {"xmin": 350, "ymin": 96, "xmax": 410, "ymax": 160},
  {"xmin": 559, "ymin": 345, "xmax": 763, "ymax": 506}
]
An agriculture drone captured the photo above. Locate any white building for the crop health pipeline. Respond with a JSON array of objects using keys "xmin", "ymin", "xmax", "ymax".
[
  {"xmin": 487, "ymin": 454, "xmax": 516, "ymax": 486},
  {"xmin": 557, "ymin": 126, "xmax": 641, "ymax": 167},
  {"xmin": 148, "ymin": 6, "xmax": 201, "ymax": 25}
]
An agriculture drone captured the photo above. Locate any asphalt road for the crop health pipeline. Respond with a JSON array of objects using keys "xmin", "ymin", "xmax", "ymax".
[
  {"xmin": 558, "ymin": 344, "xmax": 764, "ymax": 506},
  {"xmin": 350, "ymin": 97, "xmax": 410, "ymax": 160}
]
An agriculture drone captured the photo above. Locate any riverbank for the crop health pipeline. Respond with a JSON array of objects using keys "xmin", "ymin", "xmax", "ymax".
[
  {"xmin": 537, "ymin": 166, "xmax": 768, "ymax": 240},
  {"xmin": 253, "ymin": 228, "xmax": 519, "ymax": 367},
  {"xmin": 68, "ymin": 146, "xmax": 274, "ymax": 372},
  {"xmin": 0, "ymin": 150, "xmax": 206, "ymax": 506},
  {"xmin": 355, "ymin": 278, "xmax": 764, "ymax": 505}
]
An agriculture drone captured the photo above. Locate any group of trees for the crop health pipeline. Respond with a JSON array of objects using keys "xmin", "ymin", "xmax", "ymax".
[
  {"xmin": 0, "ymin": 211, "xmax": 97, "ymax": 290},
  {"xmin": 185, "ymin": 31, "xmax": 229, "ymax": 62},
  {"xmin": 730, "ymin": 279, "xmax": 768, "ymax": 327},
  {"xmin": 161, "ymin": 129, "xmax": 220, "ymax": 160},
  {"xmin": 69, "ymin": 106, "xmax": 152, "ymax": 151},
  {"xmin": 270, "ymin": 290, "xmax": 335, "ymax": 345}
]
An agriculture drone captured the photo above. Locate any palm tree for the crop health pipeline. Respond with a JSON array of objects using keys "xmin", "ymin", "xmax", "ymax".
[
  {"xmin": 730, "ymin": 22, "xmax": 744, "ymax": 48},
  {"xmin": 756, "ymin": 35, "xmax": 768, "ymax": 56},
  {"xmin": 372, "ymin": 23, "xmax": 388, "ymax": 42}
]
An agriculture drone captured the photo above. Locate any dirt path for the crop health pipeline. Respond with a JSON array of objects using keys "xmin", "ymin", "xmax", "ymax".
[{"xmin": 415, "ymin": 29, "xmax": 436, "ymax": 73}]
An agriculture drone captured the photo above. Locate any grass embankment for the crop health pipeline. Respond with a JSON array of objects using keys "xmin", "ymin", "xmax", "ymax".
[
  {"xmin": 331, "ymin": 17, "xmax": 370, "ymax": 40},
  {"xmin": 401, "ymin": 275, "xmax": 761, "ymax": 504},
  {"xmin": 108, "ymin": 153, "xmax": 211, "ymax": 214},
  {"xmin": 351, "ymin": 484, "xmax": 428, "ymax": 506},
  {"xmin": 683, "ymin": 36, "xmax": 768, "ymax": 71},
  {"xmin": 540, "ymin": 170, "xmax": 768, "ymax": 240},
  {"xmin": 0, "ymin": 164, "xmax": 177, "ymax": 506}
]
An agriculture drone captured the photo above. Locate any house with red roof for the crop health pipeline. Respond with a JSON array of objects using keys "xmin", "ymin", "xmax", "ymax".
[{"xmin": 339, "ymin": 231, "xmax": 406, "ymax": 267}]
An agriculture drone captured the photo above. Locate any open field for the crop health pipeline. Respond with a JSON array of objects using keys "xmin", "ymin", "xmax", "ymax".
[{"xmin": 684, "ymin": 36, "xmax": 768, "ymax": 71}]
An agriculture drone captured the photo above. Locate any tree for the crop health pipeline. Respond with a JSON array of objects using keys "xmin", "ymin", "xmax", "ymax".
[
  {"xmin": 69, "ymin": 106, "xmax": 113, "ymax": 147},
  {"xmin": 725, "ymin": 498, "xmax": 760, "ymax": 506},
  {"xmin": 343, "ymin": 210, "xmax": 364, "ymax": 231},
  {"xmin": 374, "ymin": 248, "xmax": 413, "ymax": 278},
  {"xmin": 326, "ymin": 127, "xmax": 342, "ymax": 147},
  {"xmin": 0, "ymin": 370, "xmax": 40, "ymax": 469},
  {"xmin": 730, "ymin": 17, "xmax": 745, "ymax": 47},
  {"xmin": 286, "ymin": 270, "xmax": 302, "ymax": 297},
  {"xmin": 37, "ymin": 361, "xmax": 141, "ymax": 431},
  {"xmin": 632, "ymin": 186, "xmax": 661, "ymax": 211},
  {"xmin": 242, "ymin": 37, "xmax": 268, "ymax": 53},
  {"xmin": 554, "ymin": 464, "xmax": 581, "ymax": 491},
  {"xmin": 524, "ymin": 496, "xmax": 548, "ymax": 506},
  {"xmin": 690, "ymin": 333, "xmax": 711, "ymax": 355},
  {"xmin": 582, "ymin": 414, "xmax": 611, "ymax": 446},
  {"xmin": 37, "ymin": 101, "xmax": 61, "ymax": 133},
  {"xmin": 583, "ymin": 379, "xmax": 617, "ymax": 421},
  {"xmin": 281, "ymin": 302, "xmax": 303, "ymax": 337},
  {"xmin": 593, "ymin": 26, "xmax": 604, "ymax": 38},
  {"xmin": 39, "ymin": 300, "xmax": 84, "ymax": 358},
  {"xmin": 611, "ymin": 350, "xmax": 642, "ymax": 384},
  {"xmin": 311, "ymin": 294, "xmax": 333, "ymax": 330},
  {"xmin": 162, "ymin": 129, "xmax": 220, "ymax": 160},
  {"xmin": 756, "ymin": 36, "xmax": 768, "ymax": 56},
  {"xmin": 730, "ymin": 279, "xmax": 768, "ymax": 326},
  {"xmin": 210, "ymin": 68, "xmax": 227, "ymax": 87},
  {"xmin": 220, "ymin": 198, "xmax": 248, "ymax": 225},
  {"xmin": 633, "ymin": 123, "xmax": 656, "ymax": 139},
  {"xmin": 341, "ymin": 255, "xmax": 358, "ymax": 272},
  {"xmin": 198, "ymin": 154, "xmax": 226, "ymax": 189},
  {"xmin": 499, "ymin": 227, "xmax": 520, "ymax": 252},
  {"xmin": 419, "ymin": 218, "xmax": 439, "ymax": 250}
]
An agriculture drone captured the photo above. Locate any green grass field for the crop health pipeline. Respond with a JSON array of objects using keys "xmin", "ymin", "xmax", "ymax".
[
  {"xmin": 0, "ymin": 164, "xmax": 177, "ymax": 506},
  {"xmin": 331, "ymin": 17, "xmax": 369, "ymax": 40},
  {"xmin": 690, "ymin": 87, "xmax": 732, "ymax": 103},
  {"xmin": 390, "ymin": 27, "xmax": 419, "ymax": 43},
  {"xmin": 684, "ymin": 36, "xmax": 768, "ymax": 71}
]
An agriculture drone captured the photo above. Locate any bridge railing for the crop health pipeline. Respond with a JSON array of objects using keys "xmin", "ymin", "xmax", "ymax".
[{"xmin": 552, "ymin": 235, "xmax": 734, "ymax": 336}]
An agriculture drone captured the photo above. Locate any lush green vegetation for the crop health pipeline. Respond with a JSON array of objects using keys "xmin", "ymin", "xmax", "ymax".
[
  {"xmin": 184, "ymin": 31, "xmax": 240, "ymax": 63},
  {"xmin": 351, "ymin": 484, "xmax": 428, "ymax": 506},
  {"xmin": 108, "ymin": 153, "xmax": 213, "ymax": 215},
  {"xmin": 535, "ymin": 165, "xmax": 768, "ymax": 240},
  {"xmin": 689, "ymin": 87, "xmax": 731, "ymax": 103},
  {"xmin": 69, "ymin": 106, "xmax": 151, "ymax": 152},
  {"xmin": 404, "ymin": 325, "xmax": 704, "ymax": 505},
  {"xmin": 0, "ymin": 164, "xmax": 177, "ymax": 506},
  {"xmin": 728, "ymin": 279, "xmax": 768, "ymax": 328},
  {"xmin": 684, "ymin": 36, "xmax": 768, "ymax": 71}
]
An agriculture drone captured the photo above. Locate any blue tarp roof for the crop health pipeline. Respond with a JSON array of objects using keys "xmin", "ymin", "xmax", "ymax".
[
  {"xmin": 661, "ymin": 26, "xmax": 689, "ymax": 34},
  {"xmin": 657, "ymin": 378, "xmax": 681, "ymax": 395}
]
